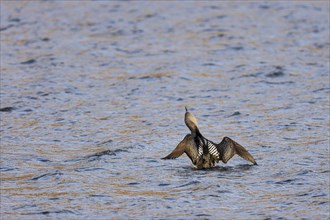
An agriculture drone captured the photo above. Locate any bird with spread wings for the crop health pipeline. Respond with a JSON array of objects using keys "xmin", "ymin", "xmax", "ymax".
[{"xmin": 162, "ymin": 107, "xmax": 258, "ymax": 169}]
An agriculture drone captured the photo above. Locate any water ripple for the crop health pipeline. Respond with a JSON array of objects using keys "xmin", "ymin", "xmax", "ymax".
[{"xmin": 1, "ymin": 1, "xmax": 329, "ymax": 219}]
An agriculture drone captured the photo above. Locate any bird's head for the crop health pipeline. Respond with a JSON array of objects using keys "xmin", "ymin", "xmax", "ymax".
[{"xmin": 184, "ymin": 107, "xmax": 199, "ymax": 134}]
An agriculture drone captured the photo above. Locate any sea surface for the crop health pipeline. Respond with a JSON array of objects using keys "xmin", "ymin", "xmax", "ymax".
[{"xmin": 1, "ymin": 1, "xmax": 329, "ymax": 219}]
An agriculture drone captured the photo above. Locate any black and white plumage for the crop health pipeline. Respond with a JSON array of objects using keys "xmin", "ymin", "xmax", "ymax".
[{"xmin": 162, "ymin": 107, "xmax": 258, "ymax": 169}]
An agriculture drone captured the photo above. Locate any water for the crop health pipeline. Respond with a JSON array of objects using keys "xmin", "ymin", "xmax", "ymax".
[{"xmin": 1, "ymin": 1, "xmax": 329, "ymax": 219}]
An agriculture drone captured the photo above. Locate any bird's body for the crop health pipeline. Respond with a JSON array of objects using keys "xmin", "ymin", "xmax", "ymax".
[{"xmin": 162, "ymin": 108, "xmax": 257, "ymax": 169}]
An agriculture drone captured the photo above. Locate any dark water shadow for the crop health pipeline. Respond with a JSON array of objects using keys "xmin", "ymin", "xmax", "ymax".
[
  {"xmin": 0, "ymin": 106, "xmax": 16, "ymax": 112},
  {"xmin": 63, "ymin": 140, "xmax": 141, "ymax": 163},
  {"xmin": 21, "ymin": 209, "xmax": 78, "ymax": 216},
  {"xmin": 190, "ymin": 164, "xmax": 257, "ymax": 173},
  {"xmin": 30, "ymin": 170, "xmax": 63, "ymax": 181},
  {"xmin": 172, "ymin": 164, "xmax": 257, "ymax": 178},
  {"xmin": 83, "ymin": 150, "xmax": 118, "ymax": 162},
  {"xmin": 63, "ymin": 149, "xmax": 124, "ymax": 163}
]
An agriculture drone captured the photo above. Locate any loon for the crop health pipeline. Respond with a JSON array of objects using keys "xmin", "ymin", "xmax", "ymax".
[{"xmin": 162, "ymin": 107, "xmax": 257, "ymax": 169}]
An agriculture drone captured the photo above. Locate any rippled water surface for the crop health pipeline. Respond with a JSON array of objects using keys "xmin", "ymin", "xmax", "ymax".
[{"xmin": 1, "ymin": 1, "xmax": 329, "ymax": 219}]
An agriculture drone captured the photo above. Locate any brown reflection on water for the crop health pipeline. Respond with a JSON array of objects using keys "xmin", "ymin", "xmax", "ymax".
[{"xmin": 1, "ymin": 1, "xmax": 329, "ymax": 219}]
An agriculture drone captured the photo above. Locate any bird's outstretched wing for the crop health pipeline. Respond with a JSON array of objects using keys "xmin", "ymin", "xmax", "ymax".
[
  {"xmin": 162, "ymin": 134, "xmax": 192, "ymax": 159},
  {"xmin": 218, "ymin": 137, "xmax": 257, "ymax": 165}
]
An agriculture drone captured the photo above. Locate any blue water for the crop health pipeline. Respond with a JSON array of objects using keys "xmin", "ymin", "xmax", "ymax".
[{"xmin": 1, "ymin": 1, "xmax": 329, "ymax": 219}]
